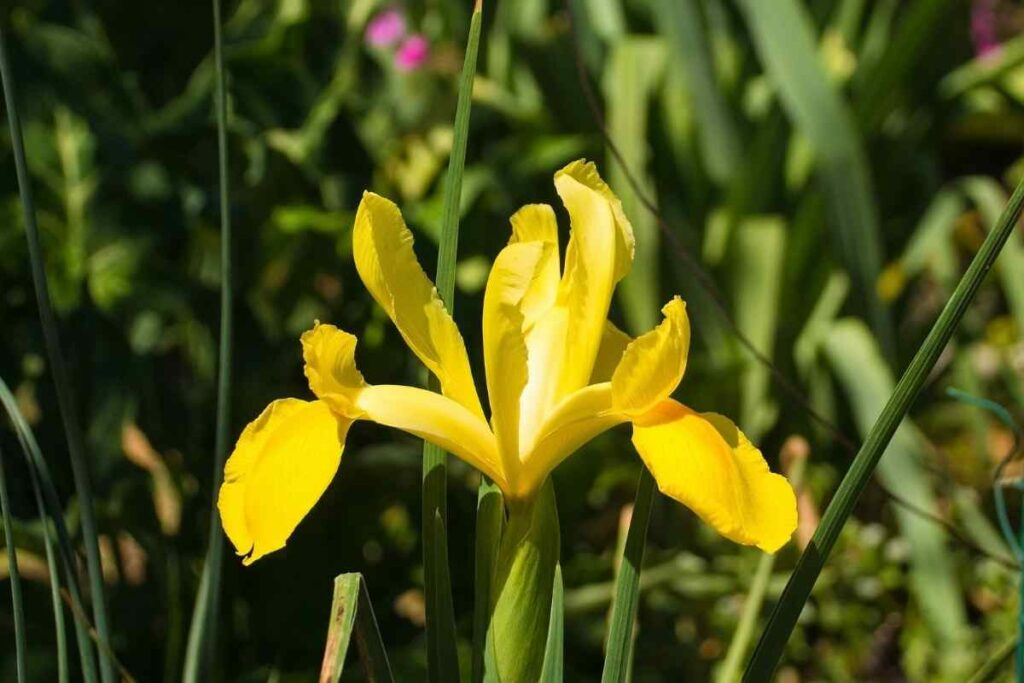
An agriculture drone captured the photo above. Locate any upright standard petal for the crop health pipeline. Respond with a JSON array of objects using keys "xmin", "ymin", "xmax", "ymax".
[
  {"xmin": 508, "ymin": 204, "xmax": 560, "ymax": 328},
  {"xmin": 553, "ymin": 160, "xmax": 635, "ymax": 396},
  {"xmin": 631, "ymin": 400, "xmax": 796, "ymax": 553},
  {"xmin": 218, "ymin": 399, "xmax": 348, "ymax": 565},
  {"xmin": 611, "ymin": 297, "xmax": 689, "ymax": 416},
  {"xmin": 483, "ymin": 241, "xmax": 555, "ymax": 483},
  {"xmin": 352, "ymin": 192, "xmax": 483, "ymax": 417}
]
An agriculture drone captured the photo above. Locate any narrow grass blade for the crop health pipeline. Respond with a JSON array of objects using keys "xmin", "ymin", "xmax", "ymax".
[
  {"xmin": 966, "ymin": 635, "xmax": 1017, "ymax": 683},
  {"xmin": 736, "ymin": 0, "xmax": 894, "ymax": 359},
  {"xmin": 0, "ymin": 447, "xmax": 27, "ymax": 681},
  {"xmin": 431, "ymin": 511, "xmax": 461, "ymax": 683},
  {"xmin": 744, "ymin": 171, "xmax": 1024, "ymax": 680},
  {"xmin": 30, "ymin": 468, "xmax": 69, "ymax": 683},
  {"xmin": 472, "ymin": 480, "xmax": 504, "ymax": 683},
  {"xmin": 319, "ymin": 573, "xmax": 395, "ymax": 683},
  {"xmin": 601, "ymin": 470, "xmax": 656, "ymax": 683},
  {"xmin": 539, "ymin": 564, "xmax": 564, "ymax": 682},
  {"xmin": 654, "ymin": 0, "xmax": 741, "ymax": 184},
  {"xmin": 0, "ymin": 21, "xmax": 112, "ymax": 683},
  {"xmin": 0, "ymin": 377, "xmax": 97, "ymax": 682},
  {"xmin": 183, "ymin": 0, "xmax": 234, "ymax": 678},
  {"xmin": 423, "ymin": 3, "xmax": 482, "ymax": 680}
]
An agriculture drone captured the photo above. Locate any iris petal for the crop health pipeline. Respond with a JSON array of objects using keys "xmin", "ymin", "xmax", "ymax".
[
  {"xmin": 632, "ymin": 400, "xmax": 796, "ymax": 553},
  {"xmin": 218, "ymin": 399, "xmax": 347, "ymax": 565},
  {"xmin": 353, "ymin": 192, "xmax": 483, "ymax": 417},
  {"xmin": 611, "ymin": 297, "xmax": 689, "ymax": 416}
]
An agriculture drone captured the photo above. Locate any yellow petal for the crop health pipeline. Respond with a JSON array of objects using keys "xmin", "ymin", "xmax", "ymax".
[
  {"xmin": 631, "ymin": 400, "xmax": 796, "ymax": 553},
  {"xmin": 218, "ymin": 399, "xmax": 347, "ymax": 565},
  {"xmin": 355, "ymin": 385, "xmax": 504, "ymax": 487},
  {"xmin": 519, "ymin": 383, "xmax": 625, "ymax": 497},
  {"xmin": 483, "ymin": 241, "xmax": 555, "ymax": 482},
  {"xmin": 553, "ymin": 160, "xmax": 635, "ymax": 396},
  {"xmin": 352, "ymin": 192, "xmax": 483, "ymax": 417},
  {"xmin": 301, "ymin": 322, "xmax": 366, "ymax": 416},
  {"xmin": 611, "ymin": 297, "xmax": 690, "ymax": 416},
  {"xmin": 590, "ymin": 320, "xmax": 632, "ymax": 383},
  {"xmin": 509, "ymin": 204, "xmax": 560, "ymax": 328}
]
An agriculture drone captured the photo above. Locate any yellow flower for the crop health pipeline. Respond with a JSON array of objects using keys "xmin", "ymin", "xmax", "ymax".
[{"xmin": 218, "ymin": 160, "xmax": 797, "ymax": 565}]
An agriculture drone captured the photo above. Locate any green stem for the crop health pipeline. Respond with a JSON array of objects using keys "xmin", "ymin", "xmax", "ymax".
[
  {"xmin": 487, "ymin": 480, "xmax": 560, "ymax": 683},
  {"xmin": 601, "ymin": 470, "xmax": 656, "ymax": 682},
  {"xmin": 183, "ymin": 0, "xmax": 233, "ymax": 677},
  {"xmin": 744, "ymin": 173, "xmax": 1024, "ymax": 680},
  {"xmin": 0, "ymin": 20, "xmax": 112, "ymax": 683},
  {"xmin": 422, "ymin": 3, "xmax": 483, "ymax": 680},
  {"xmin": 0, "ymin": 447, "xmax": 27, "ymax": 681}
]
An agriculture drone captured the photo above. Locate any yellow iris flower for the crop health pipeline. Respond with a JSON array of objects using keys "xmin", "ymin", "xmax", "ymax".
[{"xmin": 218, "ymin": 160, "xmax": 797, "ymax": 565}]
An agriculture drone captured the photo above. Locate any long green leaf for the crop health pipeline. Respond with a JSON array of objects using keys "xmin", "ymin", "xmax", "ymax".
[
  {"xmin": 744, "ymin": 168, "xmax": 1024, "ymax": 680},
  {"xmin": 0, "ymin": 377, "xmax": 97, "ymax": 683},
  {"xmin": 183, "ymin": 0, "xmax": 234, "ymax": 678},
  {"xmin": 539, "ymin": 565, "xmax": 565, "ymax": 682},
  {"xmin": 654, "ymin": 0, "xmax": 741, "ymax": 184},
  {"xmin": 423, "ymin": 3, "xmax": 482, "ymax": 680},
  {"xmin": 30, "ymin": 467, "xmax": 69, "ymax": 683},
  {"xmin": 601, "ymin": 470, "xmax": 656, "ymax": 683},
  {"xmin": 472, "ymin": 480, "xmax": 504, "ymax": 683},
  {"xmin": 0, "ymin": 447, "xmax": 27, "ymax": 681},
  {"xmin": 0, "ymin": 19, "xmax": 112, "ymax": 683},
  {"xmin": 319, "ymin": 573, "xmax": 395, "ymax": 683},
  {"xmin": 736, "ymin": 0, "xmax": 894, "ymax": 359}
]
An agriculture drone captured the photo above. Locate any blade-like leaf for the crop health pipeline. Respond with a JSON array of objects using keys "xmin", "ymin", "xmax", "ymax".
[
  {"xmin": 0, "ymin": 447, "xmax": 27, "ymax": 682},
  {"xmin": 744, "ymin": 162, "xmax": 1024, "ymax": 681},
  {"xmin": 423, "ymin": 3, "xmax": 483, "ymax": 680},
  {"xmin": 539, "ymin": 565, "xmax": 564, "ymax": 682},
  {"xmin": 0, "ymin": 377, "xmax": 97, "ymax": 683},
  {"xmin": 736, "ymin": 0, "xmax": 894, "ymax": 359},
  {"xmin": 183, "ymin": 0, "xmax": 234, "ymax": 677},
  {"xmin": 601, "ymin": 470, "xmax": 656, "ymax": 683},
  {"xmin": 319, "ymin": 574, "xmax": 395, "ymax": 683},
  {"xmin": 472, "ymin": 480, "xmax": 504, "ymax": 683},
  {"xmin": 0, "ymin": 19, "xmax": 111, "ymax": 682}
]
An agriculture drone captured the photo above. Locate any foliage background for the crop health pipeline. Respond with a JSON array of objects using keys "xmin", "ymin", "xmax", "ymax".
[{"xmin": 2, "ymin": 0, "xmax": 1024, "ymax": 679}]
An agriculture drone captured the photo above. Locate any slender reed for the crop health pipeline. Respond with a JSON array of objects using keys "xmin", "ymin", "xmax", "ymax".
[
  {"xmin": 183, "ymin": 0, "xmax": 233, "ymax": 678},
  {"xmin": 744, "ymin": 173, "xmax": 1024, "ymax": 680},
  {"xmin": 0, "ymin": 20, "xmax": 112, "ymax": 683},
  {"xmin": 422, "ymin": 2, "xmax": 483, "ymax": 679},
  {"xmin": 0, "ymin": 447, "xmax": 27, "ymax": 681}
]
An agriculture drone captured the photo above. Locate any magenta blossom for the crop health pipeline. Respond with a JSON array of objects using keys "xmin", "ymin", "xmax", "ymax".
[
  {"xmin": 395, "ymin": 34, "xmax": 430, "ymax": 72},
  {"xmin": 972, "ymin": 0, "xmax": 1001, "ymax": 59},
  {"xmin": 366, "ymin": 7, "xmax": 407, "ymax": 48}
]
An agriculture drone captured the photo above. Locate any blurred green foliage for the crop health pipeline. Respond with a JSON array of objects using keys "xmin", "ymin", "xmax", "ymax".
[{"xmin": 2, "ymin": 0, "xmax": 1024, "ymax": 679}]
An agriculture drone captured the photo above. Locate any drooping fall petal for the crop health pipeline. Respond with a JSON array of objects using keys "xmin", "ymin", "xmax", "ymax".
[
  {"xmin": 218, "ymin": 399, "xmax": 348, "ymax": 565},
  {"xmin": 302, "ymin": 322, "xmax": 504, "ymax": 487},
  {"xmin": 631, "ymin": 400, "xmax": 797, "ymax": 553},
  {"xmin": 352, "ymin": 192, "xmax": 484, "ymax": 417}
]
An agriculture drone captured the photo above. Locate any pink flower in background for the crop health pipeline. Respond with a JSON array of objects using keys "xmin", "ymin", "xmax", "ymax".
[
  {"xmin": 365, "ymin": 7, "xmax": 407, "ymax": 48},
  {"xmin": 395, "ymin": 34, "xmax": 430, "ymax": 72},
  {"xmin": 972, "ymin": 0, "xmax": 1001, "ymax": 59}
]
